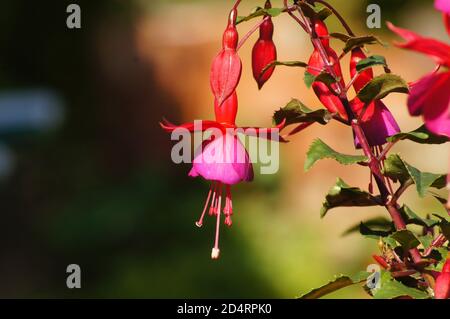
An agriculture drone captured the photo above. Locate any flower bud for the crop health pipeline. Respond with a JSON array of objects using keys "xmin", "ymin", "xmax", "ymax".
[
  {"xmin": 350, "ymin": 48, "xmax": 374, "ymax": 93},
  {"xmin": 210, "ymin": 9, "xmax": 242, "ymax": 107},
  {"xmin": 251, "ymin": 1, "xmax": 277, "ymax": 89},
  {"xmin": 307, "ymin": 48, "xmax": 347, "ymax": 119},
  {"xmin": 435, "ymin": 272, "xmax": 450, "ymax": 299},
  {"xmin": 314, "ymin": 18, "xmax": 330, "ymax": 48}
]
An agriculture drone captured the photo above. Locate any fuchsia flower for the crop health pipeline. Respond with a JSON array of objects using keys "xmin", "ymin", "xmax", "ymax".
[
  {"xmin": 388, "ymin": 1, "xmax": 450, "ymax": 138},
  {"xmin": 349, "ymin": 48, "xmax": 401, "ymax": 148},
  {"xmin": 434, "ymin": 258, "xmax": 450, "ymax": 299}
]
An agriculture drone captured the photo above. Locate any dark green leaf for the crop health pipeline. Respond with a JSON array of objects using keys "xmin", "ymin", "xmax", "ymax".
[
  {"xmin": 342, "ymin": 217, "xmax": 392, "ymax": 236},
  {"xmin": 356, "ymin": 55, "xmax": 387, "ymax": 73},
  {"xmin": 389, "ymin": 230, "xmax": 420, "ymax": 251},
  {"xmin": 383, "ymin": 154, "xmax": 447, "ymax": 197},
  {"xmin": 373, "ymin": 271, "xmax": 428, "ymax": 299},
  {"xmin": 305, "ymin": 139, "xmax": 368, "ymax": 171},
  {"xmin": 273, "ymin": 99, "xmax": 332, "ymax": 126},
  {"xmin": 260, "ymin": 60, "xmax": 307, "ymax": 80},
  {"xmin": 343, "ymin": 35, "xmax": 385, "ymax": 53},
  {"xmin": 387, "ymin": 125, "xmax": 450, "ymax": 144},
  {"xmin": 321, "ymin": 178, "xmax": 382, "ymax": 218},
  {"xmin": 399, "ymin": 205, "xmax": 440, "ymax": 228},
  {"xmin": 299, "ymin": 272, "xmax": 370, "ymax": 299},
  {"xmin": 439, "ymin": 220, "xmax": 450, "ymax": 241},
  {"xmin": 357, "ymin": 74, "xmax": 409, "ymax": 103},
  {"xmin": 236, "ymin": 7, "xmax": 284, "ymax": 24},
  {"xmin": 330, "ymin": 32, "xmax": 351, "ymax": 42}
]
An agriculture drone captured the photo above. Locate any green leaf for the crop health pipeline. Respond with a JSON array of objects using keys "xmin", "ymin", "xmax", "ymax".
[
  {"xmin": 383, "ymin": 154, "xmax": 447, "ymax": 197},
  {"xmin": 399, "ymin": 205, "xmax": 440, "ymax": 228},
  {"xmin": 321, "ymin": 178, "xmax": 382, "ymax": 218},
  {"xmin": 299, "ymin": 272, "xmax": 370, "ymax": 299},
  {"xmin": 389, "ymin": 230, "xmax": 420, "ymax": 251},
  {"xmin": 304, "ymin": 71, "xmax": 316, "ymax": 89},
  {"xmin": 356, "ymin": 55, "xmax": 387, "ymax": 73},
  {"xmin": 387, "ymin": 125, "xmax": 450, "ymax": 144},
  {"xmin": 418, "ymin": 234, "xmax": 433, "ymax": 249},
  {"xmin": 342, "ymin": 217, "xmax": 392, "ymax": 236},
  {"xmin": 330, "ymin": 32, "xmax": 351, "ymax": 42},
  {"xmin": 373, "ymin": 272, "xmax": 428, "ymax": 299},
  {"xmin": 260, "ymin": 60, "xmax": 307, "ymax": 79},
  {"xmin": 305, "ymin": 139, "xmax": 368, "ymax": 171},
  {"xmin": 236, "ymin": 7, "xmax": 284, "ymax": 24},
  {"xmin": 343, "ymin": 35, "xmax": 385, "ymax": 53},
  {"xmin": 272, "ymin": 99, "xmax": 331, "ymax": 126},
  {"xmin": 359, "ymin": 221, "xmax": 394, "ymax": 238},
  {"xmin": 357, "ymin": 74, "xmax": 409, "ymax": 103},
  {"xmin": 439, "ymin": 220, "xmax": 450, "ymax": 241},
  {"xmin": 304, "ymin": 71, "xmax": 339, "ymax": 93}
]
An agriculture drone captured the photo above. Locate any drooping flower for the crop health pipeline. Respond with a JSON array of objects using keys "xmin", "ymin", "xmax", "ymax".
[
  {"xmin": 161, "ymin": 91, "xmax": 285, "ymax": 259},
  {"xmin": 349, "ymin": 48, "xmax": 401, "ymax": 148},
  {"xmin": 435, "ymin": 259, "xmax": 450, "ymax": 299},
  {"xmin": 388, "ymin": 12, "xmax": 450, "ymax": 138},
  {"xmin": 252, "ymin": 0, "xmax": 277, "ymax": 89},
  {"xmin": 307, "ymin": 19, "xmax": 348, "ymax": 119}
]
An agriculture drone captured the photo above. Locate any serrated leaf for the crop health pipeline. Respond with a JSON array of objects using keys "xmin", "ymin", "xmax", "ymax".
[
  {"xmin": 342, "ymin": 217, "xmax": 392, "ymax": 236},
  {"xmin": 343, "ymin": 35, "xmax": 385, "ymax": 53},
  {"xmin": 260, "ymin": 60, "xmax": 307, "ymax": 79},
  {"xmin": 356, "ymin": 55, "xmax": 387, "ymax": 73},
  {"xmin": 399, "ymin": 205, "xmax": 440, "ymax": 228},
  {"xmin": 387, "ymin": 125, "xmax": 450, "ymax": 144},
  {"xmin": 321, "ymin": 178, "xmax": 382, "ymax": 218},
  {"xmin": 305, "ymin": 139, "xmax": 368, "ymax": 171},
  {"xmin": 389, "ymin": 230, "xmax": 420, "ymax": 251},
  {"xmin": 272, "ymin": 99, "xmax": 331, "ymax": 126},
  {"xmin": 383, "ymin": 154, "xmax": 447, "ymax": 197},
  {"xmin": 357, "ymin": 74, "xmax": 409, "ymax": 103},
  {"xmin": 236, "ymin": 7, "xmax": 284, "ymax": 24},
  {"xmin": 373, "ymin": 272, "xmax": 428, "ymax": 299},
  {"xmin": 299, "ymin": 272, "xmax": 370, "ymax": 299}
]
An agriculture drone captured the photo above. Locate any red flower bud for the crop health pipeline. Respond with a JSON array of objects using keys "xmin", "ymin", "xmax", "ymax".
[
  {"xmin": 210, "ymin": 9, "xmax": 242, "ymax": 107},
  {"xmin": 314, "ymin": 18, "xmax": 330, "ymax": 48},
  {"xmin": 251, "ymin": 1, "xmax": 277, "ymax": 89},
  {"xmin": 372, "ymin": 254, "xmax": 389, "ymax": 269},
  {"xmin": 214, "ymin": 91, "xmax": 238, "ymax": 125},
  {"xmin": 307, "ymin": 48, "xmax": 347, "ymax": 119},
  {"xmin": 443, "ymin": 258, "xmax": 450, "ymax": 273},
  {"xmin": 435, "ymin": 272, "xmax": 450, "ymax": 299},
  {"xmin": 350, "ymin": 48, "xmax": 374, "ymax": 93}
]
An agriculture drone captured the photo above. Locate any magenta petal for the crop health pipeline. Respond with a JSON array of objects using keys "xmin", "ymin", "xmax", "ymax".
[
  {"xmin": 190, "ymin": 133, "xmax": 253, "ymax": 185},
  {"xmin": 354, "ymin": 102, "xmax": 401, "ymax": 148},
  {"xmin": 435, "ymin": 0, "xmax": 450, "ymax": 14},
  {"xmin": 421, "ymin": 73, "xmax": 450, "ymax": 138}
]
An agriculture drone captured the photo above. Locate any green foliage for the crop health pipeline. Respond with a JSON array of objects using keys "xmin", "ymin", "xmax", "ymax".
[
  {"xmin": 299, "ymin": 272, "xmax": 370, "ymax": 299},
  {"xmin": 383, "ymin": 154, "xmax": 447, "ymax": 197},
  {"xmin": 399, "ymin": 205, "xmax": 440, "ymax": 228},
  {"xmin": 330, "ymin": 33, "xmax": 385, "ymax": 53},
  {"xmin": 260, "ymin": 60, "xmax": 308, "ymax": 79},
  {"xmin": 304, "ymin": 71, "xmax": 339, "ymax": 92},
  {"xmin": 342, "ymin": 217, "xmax": 393, "ymax": 237},
  {"xmin": 236, "ymin": 7, "xmax": 284, "ymax": 24},
  {"xmin": 272, "ymin": 99, "xmax": 331, "ymax": 126},
  {"xmin": 304, "ymin": 139, "xmax": 368, "ymax": 171},
  {"xmin": 387, "ymin": 125, "xmax": 450, "ymax": 144},
  {"xmin": 356, "ymin": 55, "xmax": 387, "ymax": 73},
  {"xmin": 357, "ymin": 74, "xmax": 409, "ymax": 103},
  {"xmin": 389, "ymin": 230, "xmax": 420, "ymax": 251},
  {"xmin": 372, "ymin": 272, "xmax": 428, "ymax": 299},
  {"xmin": 321, "ymin": 178, "xmax": 382, "ymax": 218}
]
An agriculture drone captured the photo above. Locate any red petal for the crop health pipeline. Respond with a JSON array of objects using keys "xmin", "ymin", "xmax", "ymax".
[
  {"xmin": 435, "ymin": 272, "xmax": 450, "ymax": 299},
  {"xmin": 350, "ymin": 48, "xmax": 374, "ymax": 93},
  {"xmin": 159, "ymin": 118, "xmax": 226, "ymax": 133},
  {"xmin": 445, "ymin": 14, "xmax": 450, "ymax": 37},
  {"xmin": 387, "ymin": 22, "xmax": 450, "ymax": 67},
  {"xmin": 210, "ymin": 49, "xmax": 242, "ymax": 106},
  {"xmin": 252, "ymin": 39, "xmax": 277, "ymax": 89}
]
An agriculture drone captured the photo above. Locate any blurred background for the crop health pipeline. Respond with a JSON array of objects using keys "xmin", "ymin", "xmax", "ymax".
[{"xmin": 0, "ymin": 0, "xmax": 447, "ymax": 298}]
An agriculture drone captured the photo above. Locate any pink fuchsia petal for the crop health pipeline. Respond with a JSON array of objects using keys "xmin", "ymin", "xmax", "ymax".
[
  {"xmin": 189, "ymin": 132, "xmax": 253, "ymax": 185},
  {"xmin": 353, "ymin": 100, "xmax": 401, "ymax": 148},
  {"xmin": 407, "ymin": 72, "xmax": 442, "ymax": 116},
  {"xmin": 435, "ymin": 0, "xmax": 450, "ymax": 14},
  {"xmin": 420, "ymin": 72, "xmax": 450, "ymax": 138},
  {"xmin": 387, "ymin": 22, "xmax": 450, "ymax": 67}
]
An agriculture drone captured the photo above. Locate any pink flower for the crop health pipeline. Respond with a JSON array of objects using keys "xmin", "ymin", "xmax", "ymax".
[
  {"xmin": 388, "ymin": 17, "xmax": 450, "ymax": 138},
  {"xmin": 435, "ymin": 259, "xmax": 450, "ymax": 299},
  {"xmin": 160, "ymin": 93, "xmax": 285, "ymax": 259}
]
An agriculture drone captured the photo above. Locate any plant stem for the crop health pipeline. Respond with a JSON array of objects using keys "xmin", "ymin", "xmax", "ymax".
[
  {"xmin": 290, "ymin": 3, "xmax": 423, "ymax": 264},
  {"xmin": 237, "ymin": 16, "xmax": 269, "ymax": 50},
  {"xmin": 309, "ymin": 0, "xmax": 355, "ymax": 36}
]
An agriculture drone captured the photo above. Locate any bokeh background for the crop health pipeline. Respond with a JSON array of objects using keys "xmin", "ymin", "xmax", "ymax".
[{"xmin": 0, "ymin": 0, "xmax": 447, "ymax": 298}]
